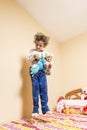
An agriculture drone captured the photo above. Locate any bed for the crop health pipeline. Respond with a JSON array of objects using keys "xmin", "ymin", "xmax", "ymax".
[
  {"xmin": 57, "ymin": 88, "xmax": 87, "ymax": 113},
  {"xmin": 0, "ymin": 88, "xmax": 87, "ymax": 130}
]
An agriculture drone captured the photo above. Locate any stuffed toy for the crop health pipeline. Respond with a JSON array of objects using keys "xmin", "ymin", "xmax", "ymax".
[
  {"xmin": 62, "ymin": 107, "xmax": 82, "ymax": 114},
  {"xmin": 28, "ymin": 50, "xmax": 40, "ymax": 64},
  {"xmin": 30, "ymin": 56, "xmax": 46, "ymax": 75},
  {"xmin": 30, "ymin": 52, "xmax": 53, "ymax": 76},
  {"xmin": 43, "ymin": 53, "xmax": 54, "ymax": 75},
  {"xmin": 57, "ymin": 96, "xmax": 81, "ymax": 114},
  {"xmin": 81, "ymin": 87, "xmax": 87, "ymax": 100},
  {"xmin": 63, "ymin": 107, "xmax": 76, "ymax": 114},
  {"xmin": 81, "ymin": 105, "xmax": 87, "ymax": 115},
  {"xmin": 57, "ymin": 96, "xmax": 65, "ymax": 113}
]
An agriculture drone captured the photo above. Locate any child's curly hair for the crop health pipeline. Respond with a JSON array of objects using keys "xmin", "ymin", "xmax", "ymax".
[{"xmin": 34, "ymin": 32, "xmax": 49, "ymax": 47}]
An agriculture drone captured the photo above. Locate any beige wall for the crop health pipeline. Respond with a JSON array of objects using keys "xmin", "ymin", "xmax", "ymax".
[
  {"xmin": 1, "ymin": 0, "xmax": 87, "ymax": 123},
  {"xmin": 60, "ymin": 33, "xmax": 87, "ymax": 94},
  {"xmin": 0, "ymin": 0, "xmax": 62, "ymax": 122}
]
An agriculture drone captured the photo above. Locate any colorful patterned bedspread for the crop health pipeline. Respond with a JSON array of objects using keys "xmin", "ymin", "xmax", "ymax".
[{"xmin": 0, "ymin": 112, "xmax": 87, "ymax": 130}]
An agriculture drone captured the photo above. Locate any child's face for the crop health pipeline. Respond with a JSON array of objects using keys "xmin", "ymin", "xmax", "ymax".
[{"xmin": 35, "ymin": 41, "xmax": 45, "ymax": 51}]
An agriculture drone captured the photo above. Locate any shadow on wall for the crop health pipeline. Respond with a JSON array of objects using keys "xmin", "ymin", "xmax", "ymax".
[{"xmin": 20, "ymin": 58, "xmax": 33, "ymax": 118}]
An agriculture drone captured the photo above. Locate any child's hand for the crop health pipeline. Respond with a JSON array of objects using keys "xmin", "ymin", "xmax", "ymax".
[
  {"xmin": 44, "ymin": 64, "xmax": 48, "ymax": 68},
  {"xmin": 44, "ymin": 63, "xmax": 52, "ymax": 69},
  {"xmin": 45, "ymin": 70, "xmax": 51, "ymax": 75}
]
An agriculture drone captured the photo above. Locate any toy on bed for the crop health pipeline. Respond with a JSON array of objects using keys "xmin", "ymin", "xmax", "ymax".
[
  {"xmin": 57, "ymin": 96, "xmax": 78, "ymax": 114},
  {"xmin": 81, "ymin": 87, "xmax": 87, "ymax": 100},
  {"xmin": 80, "ymin": 87, "xmax": 87, "ymax": 114},
  {"xmin": 81, "ymin": 105, "xmax": 87, "ymax": 115},
  {"xmin": 56, "ymin": 88, "xmax": 87, "ymax": 114},
  {"xmin": 62, "ymin": 107, "xmax": 81, "ymax": 114}
]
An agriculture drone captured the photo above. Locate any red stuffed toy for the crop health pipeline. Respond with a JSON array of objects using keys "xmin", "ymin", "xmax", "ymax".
[
  {"xmin": 81, "ymin": 87, "xmax": 87, "ymax": 100},
  {"xmin": 81, "ymin": 88, "xmax": 87, "ymax": 114},
  {"xmin": 82, "ymin": 105, "xmax": 87, "ymax": 115},
  {"xmin": 57, "ymin": 96, "xmax": 65, "ymax": 113}
]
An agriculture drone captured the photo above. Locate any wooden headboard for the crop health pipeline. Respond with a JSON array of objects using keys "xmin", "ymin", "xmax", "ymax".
[{"xmin": 65, "ymin": 88, "xmax": 83, "ymax": 99}]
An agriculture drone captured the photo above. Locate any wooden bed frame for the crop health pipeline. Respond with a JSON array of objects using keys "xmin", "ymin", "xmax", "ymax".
[{"xmin": 65, "ymin": 88, "xmax": 83, "ymax": 99}]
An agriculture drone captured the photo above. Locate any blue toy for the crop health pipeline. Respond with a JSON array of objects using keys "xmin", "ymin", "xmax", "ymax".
[{"xmin": 30, "ymin": 57, "xmax": 46, "ymax": 76}]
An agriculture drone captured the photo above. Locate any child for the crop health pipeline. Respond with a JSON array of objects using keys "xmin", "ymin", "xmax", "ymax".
[{"xmin": 28, "ymin": 32, "xmax": 53, "ymax": 116}]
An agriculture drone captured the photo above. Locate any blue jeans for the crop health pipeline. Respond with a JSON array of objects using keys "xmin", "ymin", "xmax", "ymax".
[{"xmin": 30, "ymin": 70, "xmax": 49, "ymax": 114}]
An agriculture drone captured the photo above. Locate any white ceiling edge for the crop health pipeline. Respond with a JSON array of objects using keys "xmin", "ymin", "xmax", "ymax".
[{"xmin": 16, "ymin": 0, "xmax": 87, "ymax": 42}]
